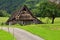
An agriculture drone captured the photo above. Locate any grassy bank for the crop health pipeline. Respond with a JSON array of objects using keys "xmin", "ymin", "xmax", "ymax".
[{"xmin": 0, "ymin": 30, "xmax": 16, "ymax": 40}]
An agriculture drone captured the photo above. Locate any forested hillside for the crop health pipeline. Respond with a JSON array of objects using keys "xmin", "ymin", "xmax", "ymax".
[
  {"xmin": 0, "ymin": 0, "xmax": 60, "ymax": 17},
  {"xmin": 0, "ymin": 0, "xmax": 25, "ymax": 13},
  {"xmin": 0, "ymin": 0, "xmax": 46, "ymax": 13}
]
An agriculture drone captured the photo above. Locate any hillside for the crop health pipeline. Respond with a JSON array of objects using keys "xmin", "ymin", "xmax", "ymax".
[
  {"xmin": 0, "ymin": 0, "xmax": 25, "ymax": 13},
  {"xmin": 0, "ymin": 0, "xmax": 44, "ymax": 13}
]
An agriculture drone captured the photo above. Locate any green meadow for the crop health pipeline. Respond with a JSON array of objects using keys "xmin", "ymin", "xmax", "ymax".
[
  {"xmin": 0, "ymin": 17, "xmax": 60, "ymax": 40},
  {"xmin": 0, "ymin": 30, "xmax": 16, "ymax": 40},
  {"xmin": 0, "ymin": 17, "xmax": 15, "ymax": 40}
]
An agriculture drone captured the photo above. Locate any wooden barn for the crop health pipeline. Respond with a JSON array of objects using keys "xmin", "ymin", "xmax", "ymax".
[{"xmin": 6, "ymin": 5, "xmax": 43, "ymax": 25}]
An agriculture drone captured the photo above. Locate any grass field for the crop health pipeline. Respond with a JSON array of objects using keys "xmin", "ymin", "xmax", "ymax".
[
  {"xmin": 0, "ymin": 30, "xmax": 16, "ymax": 40},
  {"xmin": 0, "ymin": 17, "xmax": 8, "ymax": 25},
  {"xmin": 0, "ymin": 17, "xmax": 60, "ymax": 40},
  {"xmin": 38, "ymin": 17, "xmax": 60, "ymax": 24},
  {"xmin": 14, "ymin": 24, "xmax": 60, "ymax": 40}
]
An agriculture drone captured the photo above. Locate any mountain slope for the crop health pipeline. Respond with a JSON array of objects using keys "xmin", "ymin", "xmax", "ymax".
[
  {"xmin": 0, "ymin": 0, "xmax": 26, "ymax": 13},
  {"xmin": 0, "ymin": 0, "xmax": 48, "ymax": 14}
]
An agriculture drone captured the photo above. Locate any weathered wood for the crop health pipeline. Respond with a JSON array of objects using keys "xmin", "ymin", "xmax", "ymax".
[{"xmin": 6, "ymin": 5, "xmax": 43, "ymax": 25}]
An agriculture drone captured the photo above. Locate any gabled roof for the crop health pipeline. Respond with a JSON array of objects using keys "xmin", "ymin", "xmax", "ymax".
[
  {"xmin": 8, "ymin": 5, "xmax": 37, "ymax": 21},
  {"xmin": 6, "ymin": 5, "xmax": 43, "ymax": 24},
  {"xmin": 19, "ymin": 5, "xmax": 36, "ymax": 18}
]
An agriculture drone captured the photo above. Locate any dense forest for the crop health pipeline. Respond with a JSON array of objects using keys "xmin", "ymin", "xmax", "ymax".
[{"xmin": 0, "ymin": 0, "xmax": 45, "ymax": 13}]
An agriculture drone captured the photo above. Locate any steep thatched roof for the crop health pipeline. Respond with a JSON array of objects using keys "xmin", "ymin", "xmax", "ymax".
[
  {"xmin": 6, "ymin": 5, "xmax": 43, "ymax": 24},
  {"xmin": 8, "ymin": 5, "xmax": 37, "ymax": 21}
]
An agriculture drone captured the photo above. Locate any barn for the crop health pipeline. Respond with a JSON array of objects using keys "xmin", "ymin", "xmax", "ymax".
[{"xmin": 6, "ymin": 5, "xmax": 43, "ymax": 25}]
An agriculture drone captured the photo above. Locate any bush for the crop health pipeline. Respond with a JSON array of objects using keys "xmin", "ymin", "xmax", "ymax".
[{"xmin": 0, "ymin": 10, "xmax": 10, "ymax": 17}]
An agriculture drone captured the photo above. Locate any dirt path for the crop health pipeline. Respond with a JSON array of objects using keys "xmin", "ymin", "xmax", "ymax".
[{"xmin": 0, "ymin": 27, "xmax": 44, "ymax": 40}]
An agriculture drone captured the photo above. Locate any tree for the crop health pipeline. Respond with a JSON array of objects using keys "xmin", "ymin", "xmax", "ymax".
[
  {"xmin": 38, "ymin": 2, "xmax": 58, "ymax": 24},
  {"xmin": 31, "ymin": 9, "xmax": 42, "ymax": 17}
]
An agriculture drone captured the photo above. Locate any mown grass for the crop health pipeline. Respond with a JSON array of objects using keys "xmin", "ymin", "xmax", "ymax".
[
  {"xmin": 0, "ymin": 17, "xmax": 60, "ymax": 40},
  {"xmin": 0, "ymin": 30, "xmax": 16, "ymax": 40},
  {"xmin": 13, "ymin": 24, "xmax": 60, "ymax": 40}
]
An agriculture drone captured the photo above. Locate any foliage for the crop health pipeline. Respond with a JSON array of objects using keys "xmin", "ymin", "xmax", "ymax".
[
  {"xmin": 38, "ymin": 1, "xmax": 60, "ymax": 23},
  {"xmin": 0, "ymin": 0, "xmax": 60, "ymax": 17},
  {"xmin": 22, "ymin": 0, "xmax": 45, "ymax": 17},
  {"xmin": 39, "ymin": 2, "xmax": 57, "ymax": 17},
  {"xmin": 0, "ymin": 0, "xmax": 26, "ymax": 13},
  {"xmin": 0, "ymin": 10, "xmax": 10, "ymax": 17},
  {"xmin": 0, "ymin": 0, "xmax": 42, "ymax": 13},
  {"xmin": 31, "ymin": 9, "xmax": 41, "ymax": 17}
]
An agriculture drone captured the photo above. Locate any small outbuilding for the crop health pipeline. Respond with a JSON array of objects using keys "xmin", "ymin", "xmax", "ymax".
[{"xmin": 6, "ymin": 5, "xmax": 43, "ymax": 25}]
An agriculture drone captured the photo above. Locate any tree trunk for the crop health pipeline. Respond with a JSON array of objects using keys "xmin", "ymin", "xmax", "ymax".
[{"xmin": 52, "ymin": 18, "xmax": 55, "ymax": 24}]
